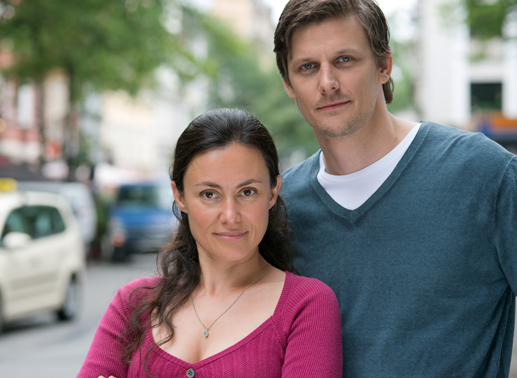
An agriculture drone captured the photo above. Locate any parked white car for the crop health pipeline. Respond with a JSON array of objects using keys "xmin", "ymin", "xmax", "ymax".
[
  {"xmin": 16, "ymin": 181, "xmax": 97, "ymax": 254},
  {"xmin": 0, "ymin": 180, "xmax": 86, "ymax": 332}
]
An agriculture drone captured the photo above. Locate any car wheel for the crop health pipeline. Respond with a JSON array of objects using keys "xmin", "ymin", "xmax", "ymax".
[
  {"xmin": 57, "ymin": 278, "xmax": 81, "ymax": 321},
  {"xmin": 111, "ymin": 246, "xmax": 130, "ymax": 263}
]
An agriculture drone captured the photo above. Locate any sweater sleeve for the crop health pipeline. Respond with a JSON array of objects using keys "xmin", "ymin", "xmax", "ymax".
[
  {"xmin": 280, "ymin": 275, "xmax": 343, "ymax": 377},
  {"xmin": 494, "ymin": 157, "xmax": 517, "ymax": 293},
  {"xmin": 77, "ymin": 277, "xmax": 158, "ymax": 378}
]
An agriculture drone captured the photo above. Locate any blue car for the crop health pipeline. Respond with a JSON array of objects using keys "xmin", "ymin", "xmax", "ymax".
[{"xmin": 102, "ymin": 182, "xmax": 178, "ymax": 262}]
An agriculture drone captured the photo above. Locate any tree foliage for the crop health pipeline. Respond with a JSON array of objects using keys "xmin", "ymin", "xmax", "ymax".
[
  {"xmin": 464, "ymin": 0, "xmax": 517, "ymax": 39},
  {"xmin": 387, "ymin": 37, "xmax": 415, "ymax": 115},
  {"xmin": 196, "ymin": 15, "xmax": 320, "ymax": 161},
  {"xmin": 0, "ymin": 0, "xmax": 195, "ymax": 99},
  {"xmin": 0, "ymin": 0, "xmax": 200, "ymax": 176}
]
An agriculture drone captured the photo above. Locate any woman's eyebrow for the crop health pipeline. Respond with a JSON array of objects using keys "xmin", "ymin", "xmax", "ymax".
[
  {"xmin": 238, "ymin": 179, "xmax": 263, "ymax": 187},
  {"xmin": 195, "ymin": 179, "xmax": 263, "ymax": 188}
]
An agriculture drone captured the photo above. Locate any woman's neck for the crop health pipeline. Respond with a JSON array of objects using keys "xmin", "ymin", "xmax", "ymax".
[{"xmin": 196, "ymin": 253, "xmax": 270, "ymax": 297}]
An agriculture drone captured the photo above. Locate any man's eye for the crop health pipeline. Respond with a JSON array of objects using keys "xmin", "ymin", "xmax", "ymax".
[
  {"xmin": 339, "ymin": 56, "xmax": 352, "ymax": 63},
  {"xmin": 301, "ymin": 63, "xmax": 314, "ymax": 71}
]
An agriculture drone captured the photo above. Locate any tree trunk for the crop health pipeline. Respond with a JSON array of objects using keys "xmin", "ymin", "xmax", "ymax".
[
  {"xmin": 35, "ymin": 80, "xmax": 47, "ymax": 168},
  {"xmin": 64, "ymin": 67, "xmax": 78, "ymax": 182}
]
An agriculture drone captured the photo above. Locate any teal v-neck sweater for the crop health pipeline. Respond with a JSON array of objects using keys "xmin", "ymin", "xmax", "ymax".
[{"xmin": 282, "ymin": 122, "xmax": 517, "ymax": 378}]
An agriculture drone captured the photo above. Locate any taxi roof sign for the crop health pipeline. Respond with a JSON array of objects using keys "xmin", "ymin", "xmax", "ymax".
[{"xmin": 0, "ymin": 178, "xmax": 17, "ymax": 192}]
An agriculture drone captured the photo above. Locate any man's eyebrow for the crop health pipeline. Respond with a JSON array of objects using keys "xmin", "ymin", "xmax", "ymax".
[
  {"xmin": 290, "ymin": 48, "xmax": 361, "ymax": 65},
  {"xmin": 194, "ymin": 179, "xmax": 263, "ymax": 188},
  {"xmin": 334, "ymin": 48, "xmax": 360, "ymax": 56}
]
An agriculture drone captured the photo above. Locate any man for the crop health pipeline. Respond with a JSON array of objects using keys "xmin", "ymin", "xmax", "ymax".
[{"xmin": 274, "ymin": 0, "xmax": 517, "ymax": 377}]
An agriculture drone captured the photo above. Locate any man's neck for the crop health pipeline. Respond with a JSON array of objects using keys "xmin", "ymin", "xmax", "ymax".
[{"xmin": 317, "ymin": 113, "xmax": 417, "ymax": 176}]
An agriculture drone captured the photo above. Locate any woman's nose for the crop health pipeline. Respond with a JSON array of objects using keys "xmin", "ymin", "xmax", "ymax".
[{"xmin": 219, "ymin": 198, "xmax": 241, "ymax": 225}]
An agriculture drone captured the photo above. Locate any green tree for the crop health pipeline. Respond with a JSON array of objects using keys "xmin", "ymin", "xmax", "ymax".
[
  {"xmin": 194, "ymin": 14, "xmax": 319, "ymax": 162},
  {"xmin": 463, "ymin": 0, "xmax": 517, "ymax": 39},
  {"xmin": 0, "ymin": 0, "xmax": 197, "ymax": 177},
  {"xmin": 387, "ymin": 37, "xmax": 415, "ymax": 115}
]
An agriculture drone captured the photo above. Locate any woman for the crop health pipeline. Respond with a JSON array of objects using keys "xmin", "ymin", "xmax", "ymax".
[{"xmin": 78, "ymin": 109, "xmax": 342, "ymax": 377}]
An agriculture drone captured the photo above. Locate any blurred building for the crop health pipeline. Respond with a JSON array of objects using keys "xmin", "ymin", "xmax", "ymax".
[
  {"xmin": 0, "ymin": 17, "xmax": 208, "ymax": 187},
  {"xmin": 95, "ymin": 12, "xmax": 211, "ymax": 188},
  {"xmin": 0, "ymin": 69, "xmax": 68, "ymax": 168},
  {"xmin": 99, "ymin": 68, "xmax": 199, "ymax": 184},
  {"xmin": 415, "ymin": 0, "xmax": 517, "ymax": 152},
  {"xmin": 211, "ymin": 0, "xmax": 276, "ymax": 73},
  {"xmin": 211, "ymin": 0, "xmax": 275, "ymax": 53}
]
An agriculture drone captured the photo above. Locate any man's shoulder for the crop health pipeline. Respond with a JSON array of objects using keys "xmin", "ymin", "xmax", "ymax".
[
  {"xmin": 281, "ymin": 151, "xmax": 320, "ymax": 194},
  {"xmin": 422, "ymin": 121, "xmax": 514, "ymax": 163}
]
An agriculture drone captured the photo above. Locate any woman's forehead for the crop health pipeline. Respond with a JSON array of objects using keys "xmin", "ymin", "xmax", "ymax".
[{"xmin": 185, "ymin": 145, "xmax": 269, "ymax": 184}]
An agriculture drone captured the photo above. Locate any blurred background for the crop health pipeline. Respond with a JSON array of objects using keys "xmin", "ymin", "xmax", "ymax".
[{"xmin": 0, "ymin": 0, "xmax": 516, "ymax": 376}]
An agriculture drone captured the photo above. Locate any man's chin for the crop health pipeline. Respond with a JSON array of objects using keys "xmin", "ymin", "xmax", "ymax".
[{"xmin": 313, "ymin": 122, "xmax": 362, "ymax": 139}]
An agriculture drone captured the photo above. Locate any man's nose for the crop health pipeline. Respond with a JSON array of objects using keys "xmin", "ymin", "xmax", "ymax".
[{"xmin": 319, "ymin": 65, "xmax": 340, "ymax": 94}]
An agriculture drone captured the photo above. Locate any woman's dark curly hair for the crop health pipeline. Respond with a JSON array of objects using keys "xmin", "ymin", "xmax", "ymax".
[{"xmin": 121, "ymin": 108, "xmax": 296, "ymax": 376}]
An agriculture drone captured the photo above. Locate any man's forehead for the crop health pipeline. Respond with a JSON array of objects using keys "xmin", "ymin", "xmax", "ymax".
[{"xmin": 288, "ymin": 16, "xmax": 368, "ymax": 60}]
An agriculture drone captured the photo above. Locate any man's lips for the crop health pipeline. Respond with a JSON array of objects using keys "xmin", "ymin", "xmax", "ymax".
[
  {"xmin": 215, "ymin": 231, "xmax": 247, "ymax": 241},
  {"xmin": 317, "ymin": 100, "xmax": 349, "ymax": 111}
]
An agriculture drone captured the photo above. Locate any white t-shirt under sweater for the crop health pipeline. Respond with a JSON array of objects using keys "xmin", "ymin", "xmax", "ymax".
[{"xmin": 317, "ymin": 123, "xmax": 421, "ymax": 210}]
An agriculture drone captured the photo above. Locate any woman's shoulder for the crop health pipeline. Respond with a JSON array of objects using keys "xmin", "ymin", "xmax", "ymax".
[
  {"xmin": 119, "ymin": 275, "xmax": 161, "ymax": 291},
  {"xmin": 276, "ymin": 272, "xmax": 339, "ymax": 322},
  {"xmin": 273, "ymin": 272, "xmax": 342, "ymax": 350},
  {"xmin": 116, "ymin": 275, "xmax": 162, "ymax": 303},
  {"xmin": 287, "ymin": 272, "xmax": 338, "ymax": 301}
]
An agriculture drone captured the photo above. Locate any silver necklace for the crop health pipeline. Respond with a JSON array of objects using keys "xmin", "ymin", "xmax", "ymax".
[{"xmin": 191, "ymin": 263, "xmax": 272, "ymax": 338}]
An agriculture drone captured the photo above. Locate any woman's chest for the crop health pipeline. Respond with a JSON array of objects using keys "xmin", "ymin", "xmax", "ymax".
[
  {"xmin": 155, "ymin": 286, "xmax": 282, "ymax": 363},
  {"xmin": 128, "ymin": 325, "xmax": 284, "ymax": 378}
]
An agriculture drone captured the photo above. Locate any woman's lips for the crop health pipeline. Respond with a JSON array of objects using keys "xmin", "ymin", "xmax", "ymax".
[{"xmin": 215, "ymin": 231, "xmax": 247, "ymax": 241}]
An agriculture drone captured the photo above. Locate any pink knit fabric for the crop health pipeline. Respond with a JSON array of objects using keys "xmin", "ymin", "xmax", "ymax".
[{"xmin": 77, "ymin": 271, "xmax": 342, "ymax": 377}]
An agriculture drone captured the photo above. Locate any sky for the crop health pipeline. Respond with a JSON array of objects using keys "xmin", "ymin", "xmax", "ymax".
[
  {"xmin": 263, "ymin": 0, "xmax": 417, "ymax": 23},
  {"xmin": 192, "ymin": 0, "xmax": 417, "ymax": 22},
  {"xmin": 191, "ymin": 0, "xmax": 418, "ymax": 40}
]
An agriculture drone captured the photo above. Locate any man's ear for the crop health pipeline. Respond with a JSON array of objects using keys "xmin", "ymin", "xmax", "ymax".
[
  {"xmin": 171, "ymin": 181, "xmax": 187, "ymax": 213},
  {"xmin": 282, "ymin": 77, "xmax": 297, "ymax": 100},
  {"xmin": 379, "ymin": 53, "xmax": 393, "ymax": 84}
]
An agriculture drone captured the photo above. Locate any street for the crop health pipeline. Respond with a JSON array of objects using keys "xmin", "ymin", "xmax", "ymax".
[
  {"xmin": 1, "ymin": 253, "xmax": 517, "ymax": 377},
  {"xmin": 0, "ymin": 254, "xmax": 158, "ymax": 377}
]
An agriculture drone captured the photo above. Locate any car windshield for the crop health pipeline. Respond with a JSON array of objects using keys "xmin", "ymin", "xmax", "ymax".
[{"xmin": 116, "ymin": 185, "xmax": 171, "ymax": 209}]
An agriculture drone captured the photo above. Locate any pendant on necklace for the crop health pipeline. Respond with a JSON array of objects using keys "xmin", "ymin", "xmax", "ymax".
[{"xmin": 204, "ymin": 330, "xmax": 209, "ymax": 338}]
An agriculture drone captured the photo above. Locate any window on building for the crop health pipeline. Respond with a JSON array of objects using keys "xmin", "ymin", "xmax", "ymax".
[{"xmin": 471, "ymin": 82, "xmax": 502, "ymax": 111}]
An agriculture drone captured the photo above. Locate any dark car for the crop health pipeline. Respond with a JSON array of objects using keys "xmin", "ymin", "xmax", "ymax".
[{"xmin": 102, "ymin": 182, "xmax": 178, "ymax": 262}]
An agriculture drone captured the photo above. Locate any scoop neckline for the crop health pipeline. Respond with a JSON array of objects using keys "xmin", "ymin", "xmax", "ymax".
[{"xmin": 147, "ymin": 271, "xmax": 293, "ymax": 369}]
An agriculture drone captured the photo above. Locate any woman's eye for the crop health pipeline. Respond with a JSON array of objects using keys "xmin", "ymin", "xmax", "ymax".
[
  {"xmin": 202, "ymin": 191, "xmax": 217, "ymax": 199},
  {"xmin": 241, "ymin": 188, "xmax": 256, "ymax": 197}
]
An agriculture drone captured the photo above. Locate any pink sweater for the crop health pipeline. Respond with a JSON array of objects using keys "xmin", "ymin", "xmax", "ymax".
[{"xmin": 78, "ymin": 271, "xmax": 342, "ymax": 377}]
